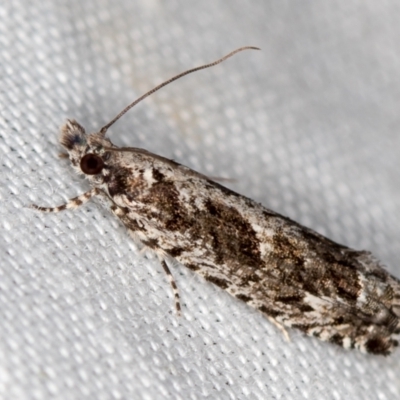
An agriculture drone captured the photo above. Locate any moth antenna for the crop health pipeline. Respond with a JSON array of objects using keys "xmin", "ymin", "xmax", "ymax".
[{"xmin": 99, "ymin": 46, "xmax": 260, "ymax": 137}]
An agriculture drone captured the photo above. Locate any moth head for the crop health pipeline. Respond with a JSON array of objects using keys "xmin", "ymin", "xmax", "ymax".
[
  {"xmin": 60, "ymin": 119, "xmax": 112, "ymax": 178},
  {"xmin": 58, "ymin": 48, "xmax": 258, "ymax": 178}
]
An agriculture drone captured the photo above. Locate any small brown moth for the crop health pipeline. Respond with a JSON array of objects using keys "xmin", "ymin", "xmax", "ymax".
[{"xmin": 32, "ymin": 47, "xmax": 400, "ymax": 355}]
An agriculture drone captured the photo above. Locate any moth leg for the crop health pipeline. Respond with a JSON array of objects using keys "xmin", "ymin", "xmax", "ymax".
[
  {"xmin": 267, "ymin": 316, "xmax": 290, "ymax": 342},
  {"xmin": 30, "ymin": 188, "xmax": 100, "ymax": 213},
  {"xmin": 160, "ymin": 260, "xmax": 182, "ymax": 316}
]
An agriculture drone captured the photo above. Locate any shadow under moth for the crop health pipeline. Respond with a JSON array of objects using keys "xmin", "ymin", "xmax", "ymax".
[{"xmin": 32, "ymin": 47, "xmax": 400, "ymax": 355}]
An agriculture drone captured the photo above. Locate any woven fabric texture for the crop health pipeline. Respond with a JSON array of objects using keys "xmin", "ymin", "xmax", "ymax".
[{"xmin": 1, "ymin": 1, "xmax": 400, "ymax": 399}]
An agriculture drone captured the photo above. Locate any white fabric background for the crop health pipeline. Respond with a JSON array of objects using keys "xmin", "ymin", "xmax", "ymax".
[{"xmin": 1, "ymin": 1, "xmax": 400, "ymax": 399}]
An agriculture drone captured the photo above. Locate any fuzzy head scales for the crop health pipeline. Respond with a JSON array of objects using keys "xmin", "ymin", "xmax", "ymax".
[{"xmin": 60, "ymin": 119, "xmax": 115, "ymax": 183}]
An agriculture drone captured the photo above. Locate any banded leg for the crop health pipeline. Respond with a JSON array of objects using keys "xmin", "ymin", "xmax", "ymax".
[
  {"xmin": 160, "ymin": 260, "xmax": 181, "ymax": 316},
  {"xmin": 30, "ymin": 188, "xmax": 100, "ymax": 213}
]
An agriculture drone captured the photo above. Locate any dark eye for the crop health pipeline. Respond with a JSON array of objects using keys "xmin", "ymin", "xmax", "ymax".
[{"xmin": 80, "ymin": 153, "xmax": 104, "ymax": 175}]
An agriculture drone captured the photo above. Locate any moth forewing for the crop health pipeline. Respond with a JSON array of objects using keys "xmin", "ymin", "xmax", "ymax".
[{"xmin": 31, "ymin": 48, "xmax": 400, "ymax": 355}]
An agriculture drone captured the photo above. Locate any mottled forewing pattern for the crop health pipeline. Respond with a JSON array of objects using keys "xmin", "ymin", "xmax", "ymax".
[{"xmin": 34, "ymin": 120, "xmax": 400, "ymax": 355}]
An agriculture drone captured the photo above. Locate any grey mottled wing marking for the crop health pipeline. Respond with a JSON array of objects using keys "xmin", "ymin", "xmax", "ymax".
[
  {"xmin": 102, "ymin": 147, "xmax": 400, "ymax": 355},
  {"xmin": 54, "ymin": 123, "xmax": 400, "ymax": 355}
]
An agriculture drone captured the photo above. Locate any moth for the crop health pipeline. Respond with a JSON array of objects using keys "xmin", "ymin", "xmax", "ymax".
[{"xmin": 32, "ymin": 47, "xmax": 400, "ymax": 355}]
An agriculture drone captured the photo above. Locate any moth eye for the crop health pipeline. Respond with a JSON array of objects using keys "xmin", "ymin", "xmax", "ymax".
[{"xmin": 80, "ymin": 153, "xmax": 104, "ymax": 175}]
